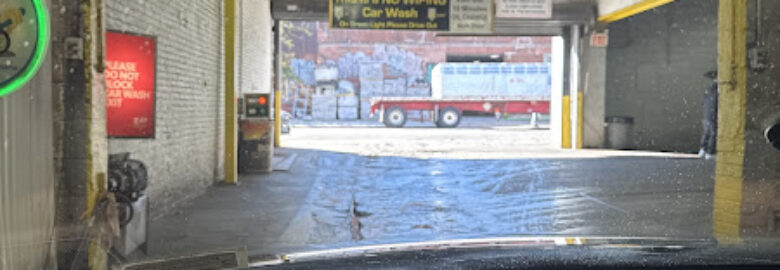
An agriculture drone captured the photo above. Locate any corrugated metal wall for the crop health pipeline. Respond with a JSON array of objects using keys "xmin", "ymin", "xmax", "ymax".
[{"xmin": 0, "ymin": 54, "xmax": 56, "ymax": 268}]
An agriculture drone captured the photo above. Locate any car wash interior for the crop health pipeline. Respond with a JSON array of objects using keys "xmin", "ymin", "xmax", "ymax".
[
  {"xmin": 148, "ymin": 0, "xmax": 779, "ymax": 259},
  {"xmin": 2, "ymin": 1, "xmax": 779, "ymax": 269},
  {"xmin": 218, "ymin": 0, "xmax": 757, "ymax": 255}
]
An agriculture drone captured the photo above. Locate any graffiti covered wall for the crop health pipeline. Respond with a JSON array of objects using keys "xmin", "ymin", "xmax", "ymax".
[{"xmin": 280, "ymin": 21, "xmax": 552, "ymax": 118}]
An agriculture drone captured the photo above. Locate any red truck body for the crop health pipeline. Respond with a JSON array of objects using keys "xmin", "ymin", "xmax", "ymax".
[
  {"xmin": 370, "ymin": 97, "xmax": 550, "ymax": 128},
  {"xmin": 370, "ymin": 98, "xmax": 550, "ymax": 115},
  {"xmin": 369, "ymin": 63, "xmax": 552, "ymax": 128}
]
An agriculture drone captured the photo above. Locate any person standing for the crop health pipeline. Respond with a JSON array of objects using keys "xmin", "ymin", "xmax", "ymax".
[{"xmin": 699, "ymin": 71, "xmax": 718, "ymax": 160}]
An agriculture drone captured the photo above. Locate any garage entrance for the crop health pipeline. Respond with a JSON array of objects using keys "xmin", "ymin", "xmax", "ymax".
[
  {"xmin": 206, "ymin": 0, "xmax": 715, "ymax": 255},
  {"xmin": 6, "ymin": 0, "xmax": 780, "ymax": 269},
  {"xmin": 135, "ymin": 0, "xmax": 773, "ymax": 266},
  {"xmin": 276, "ymin": 19, "xmax": 554, "ymax": 159}
]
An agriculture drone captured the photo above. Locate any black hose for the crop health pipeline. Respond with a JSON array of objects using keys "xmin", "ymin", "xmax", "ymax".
[{"xmin": 114, "ymin": 193, "xmax": 135, "ymax": 227}]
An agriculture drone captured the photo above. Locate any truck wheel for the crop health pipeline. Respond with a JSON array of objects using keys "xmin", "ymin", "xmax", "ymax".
[
  {"xmin": 384, "ymin": 106, "xmax": 407, "ymax": 128},
  {"xmin": 436, "ymin": 107, "xmax": 461, "ymax": 128}
]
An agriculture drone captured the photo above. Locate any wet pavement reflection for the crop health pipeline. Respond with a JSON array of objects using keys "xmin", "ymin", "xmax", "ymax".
[
  {"xmin": 280, "ymin": 150, "xmax": 714, "ymax": 250},
  {"xmin": 143, "ymin": 124, "xmax": 716, "ymax": 259}
]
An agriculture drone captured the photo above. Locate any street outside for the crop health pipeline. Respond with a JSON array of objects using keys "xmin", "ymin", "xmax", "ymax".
[{"xmin": 143, "ymin": 117, "xmax": 715, "ymax": 260}]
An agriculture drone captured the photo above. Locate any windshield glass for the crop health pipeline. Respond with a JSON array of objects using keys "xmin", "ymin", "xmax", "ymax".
[{"xmin": 1, "ymin": 0, "xmax": 779, "ymax": 269}]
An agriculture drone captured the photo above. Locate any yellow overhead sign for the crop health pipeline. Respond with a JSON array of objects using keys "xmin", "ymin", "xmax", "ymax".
[{"xmin": 329, "ymin": 0, "xmax": 450, "ymax": 30}]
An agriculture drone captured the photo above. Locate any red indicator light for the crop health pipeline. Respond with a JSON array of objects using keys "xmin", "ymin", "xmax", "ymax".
[{"xmin": 258, "ymin": 96, "xmax": 267, "ymax": 105}]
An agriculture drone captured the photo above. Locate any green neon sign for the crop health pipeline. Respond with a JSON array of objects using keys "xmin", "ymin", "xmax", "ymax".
[{"xmin": 0, "ymin": 0, "xmax": 49, "ymax": 97}]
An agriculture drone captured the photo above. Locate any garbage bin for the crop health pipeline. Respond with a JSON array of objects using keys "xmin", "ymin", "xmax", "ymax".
[{"xmin": 606, "ymin": 116, "xmax": 634, "ymax": 149}]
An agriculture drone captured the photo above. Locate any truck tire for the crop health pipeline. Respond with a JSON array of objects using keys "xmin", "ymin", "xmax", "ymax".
[
  {"xmin": 384, "ymin": 106, "xmax": 407, "ymax": 128},
  {"xmin": 436, "ymin": 107, "xmax": 461, "ymax": 128}
]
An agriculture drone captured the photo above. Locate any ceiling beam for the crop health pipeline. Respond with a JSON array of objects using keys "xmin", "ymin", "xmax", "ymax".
[{"xmin": 597, "ymin": 0, "xmax": 675, "ymax": 23}]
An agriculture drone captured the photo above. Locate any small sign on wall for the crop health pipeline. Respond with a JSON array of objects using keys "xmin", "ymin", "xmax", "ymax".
[
  {"xmin": 105, "ymin": 31, "xmax": 156, "ymax": 138},
  {"xmin": 450, "ymin": 0, "xmax": 493, "ymax": 34},
  {"xmin": 590, "ymin": 30, "xmax": 609, "ymax": 48},
  {"xmin": 495, "ymin": 0, "xmax": 553, "ymax": 19}
]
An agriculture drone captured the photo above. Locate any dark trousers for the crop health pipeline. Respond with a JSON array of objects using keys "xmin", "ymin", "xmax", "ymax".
[{"xmin": 700, "ymin": 120, "xmax": 717, "ymax": 154}]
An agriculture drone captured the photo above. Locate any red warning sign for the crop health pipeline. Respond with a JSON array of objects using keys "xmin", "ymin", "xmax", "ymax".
[{"xmin": 105, "ymin": 31, "xmax": 156, "ymax": 138}]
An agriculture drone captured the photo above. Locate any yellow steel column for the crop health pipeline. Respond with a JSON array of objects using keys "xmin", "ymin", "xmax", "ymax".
[
  {"xmin": 713, "ymin": 0, "xmax": 747, "ymax": 244},
  {"xmin": 225, "ymin": 0, "xmax": 238, "ymax": 184},
  {"xmin": 85, "ymin": 0, "xmax": 109, "ymax": 268},
  {"xmin": 274, "ymin": 90, "xmax": 281, "ymax": 147},
  {"xmin": 562, "ymin": 95, "xmax": 572, "ymax": 149},
  {"xmin": 577, "ymin": 92, "xmax": 583, "ymax": 149}
]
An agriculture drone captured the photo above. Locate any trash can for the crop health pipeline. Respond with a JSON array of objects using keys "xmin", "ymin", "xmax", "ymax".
[{"xmin": 606, "ymin": 116, "xmax": 634, "ymax": 150}]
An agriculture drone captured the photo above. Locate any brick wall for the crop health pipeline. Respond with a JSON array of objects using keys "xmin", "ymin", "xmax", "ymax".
[
  {"xmin": 105, "ymin": 0, "xmax": 224, "ymax": 217},
  {"xmin": 239, "ymin": 0, "xmax": 274, "ymax": 94},
  {"xmin": 316, "ymin": 25, "xmax": 551, "ymax": 65}
]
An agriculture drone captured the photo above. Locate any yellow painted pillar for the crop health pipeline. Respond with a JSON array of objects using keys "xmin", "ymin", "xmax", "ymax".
[
  {"xmin": 225, "ymin": 0, "xmax": 238, "ymax": 184},
  {"xmin": 84, "ymin": 0, "xmax": 109, "ymax": 268},
  {"xmin": 712, "ymin": 0, "xmax": 747, "ymax": 244},
  {"xmin": 562, "ymin": 95, "xmax": 572, "ymax": 149},
  {"xmin": 577, "ymin": 92, "xmax": 583, "ymax": 149}
]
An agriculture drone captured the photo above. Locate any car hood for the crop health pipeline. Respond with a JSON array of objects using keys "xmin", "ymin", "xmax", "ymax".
[{"xmin": 249, "ymin": 236, "xmax": 780, "ymax": 269}]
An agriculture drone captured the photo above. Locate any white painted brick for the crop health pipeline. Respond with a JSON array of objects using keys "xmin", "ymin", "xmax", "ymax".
[
  {"xmin": 105, "ymin": 0, "xmax": 226, "ymax": 217},
  {"xmin": 239, "ymin": 0, "xmax": 273, "ymax": 95}
]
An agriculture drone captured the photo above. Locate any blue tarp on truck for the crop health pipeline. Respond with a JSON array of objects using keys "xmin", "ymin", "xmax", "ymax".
[{"xmin": 431, "ymin": 63, "xmax": 551, "ymax": 100}]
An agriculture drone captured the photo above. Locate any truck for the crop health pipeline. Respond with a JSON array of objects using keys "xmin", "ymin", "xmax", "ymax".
[{"xmin": 370, "ymin": 63, "xmax": 552, "ymax": 128}]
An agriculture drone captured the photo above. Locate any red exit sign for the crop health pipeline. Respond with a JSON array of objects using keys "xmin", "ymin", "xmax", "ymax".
[{"xmin": 590, "ymin": 30, "xmax": 609, "ymax": 48}]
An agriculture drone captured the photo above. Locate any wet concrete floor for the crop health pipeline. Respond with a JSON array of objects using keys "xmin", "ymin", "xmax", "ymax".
[{"xmin": 141, "ymin": 118, "xmax": 715, "ymax": 260}]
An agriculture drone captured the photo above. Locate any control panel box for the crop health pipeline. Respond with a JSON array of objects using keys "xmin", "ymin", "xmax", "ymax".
[{"xmin": 244, "ymin": 94, "xmax": 271, "ymax": 119}]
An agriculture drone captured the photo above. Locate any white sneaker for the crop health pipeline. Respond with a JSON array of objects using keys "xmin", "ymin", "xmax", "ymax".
[
  {"xmin": 698, "ymin": 149, "xmax": 706, "ymax": 158},
  {"xmin": 705, "ymin": 153, "xmax": 715, "ymax": 160}
]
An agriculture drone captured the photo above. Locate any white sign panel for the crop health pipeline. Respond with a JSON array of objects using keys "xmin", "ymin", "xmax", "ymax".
[
  {"xmin": 449, "ymin": 0, "xmax": 493, "ymax": 33},
  {"xmin": 496, "ymin": 0, "xmax": 553, "ymax": 19}
]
